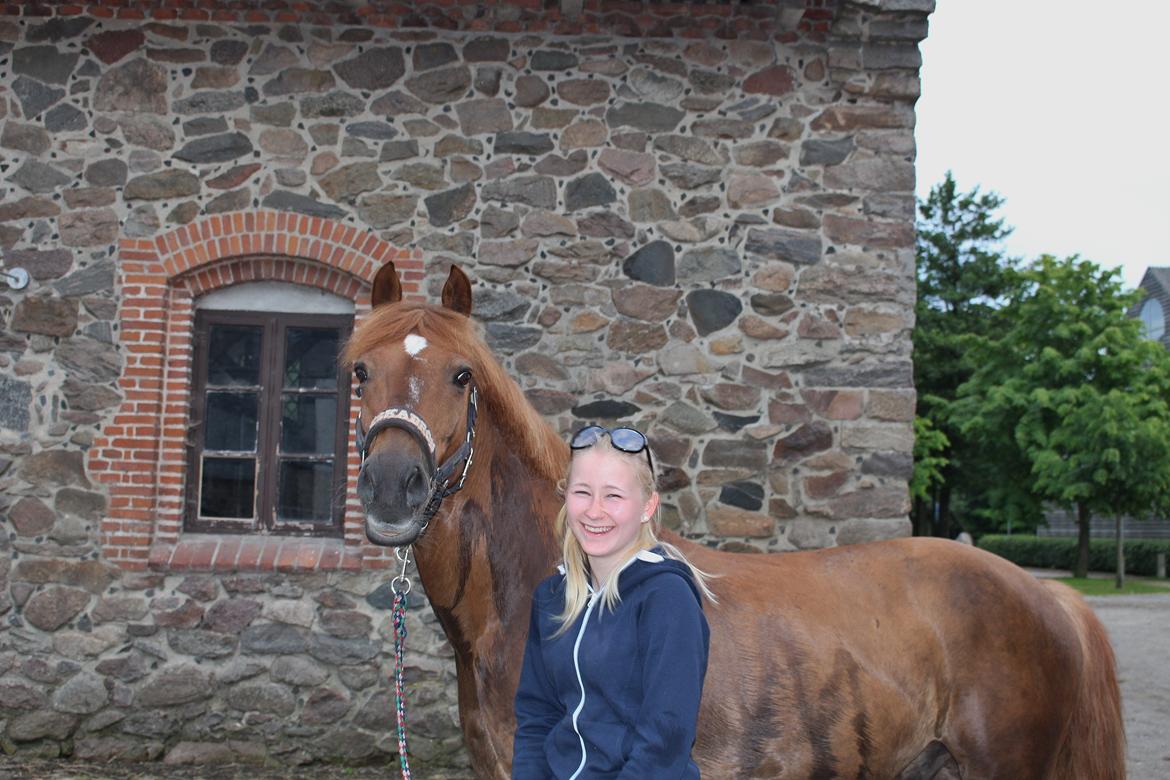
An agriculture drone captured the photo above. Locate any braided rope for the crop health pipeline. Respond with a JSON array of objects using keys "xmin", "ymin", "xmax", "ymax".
[{"xmin": 392, "ymin": 589, "xmax": 413, "ymax": 779}]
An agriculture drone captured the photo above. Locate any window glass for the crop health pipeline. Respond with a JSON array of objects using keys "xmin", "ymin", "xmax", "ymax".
[
  {"xmin": 277, "ymin": 461, "xmax": 335, "ymax": 523},
  {"xmin": 1140, "ymin": 298, "xmax": 1165, "ymax": 341},
  {"xmin": 208, "ymin": 325, "xmax": 262, "ymax": 386},
  {"xmin": 204, "ymin": 392, "xmax": 259, "ymax": 452},
  {"xmin": 281, "ymin": 395, "xmax": 337, "ymax": 454},
  {"xmin": 200, "ymin": 457, "xmax": 256, "ymax": 519},
  {"xmin": 285, "ymin": 327, "xmax": 340, "ymax": 390}
]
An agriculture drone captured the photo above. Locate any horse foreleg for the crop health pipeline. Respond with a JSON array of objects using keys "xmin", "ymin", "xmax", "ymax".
[{"xmin": 894, "ymin": 740, "xmax": 962, "ymax": 780}]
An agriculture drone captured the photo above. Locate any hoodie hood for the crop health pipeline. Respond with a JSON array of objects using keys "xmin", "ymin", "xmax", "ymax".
[{"xmin": 614, "ymin": 546, "xmax": 704, "ymax": 604}]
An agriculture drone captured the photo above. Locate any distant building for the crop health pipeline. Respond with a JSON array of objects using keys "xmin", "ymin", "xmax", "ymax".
[{"xmin": 1135, "ymin": 267, "xmax": 1170, "ymax": 348}]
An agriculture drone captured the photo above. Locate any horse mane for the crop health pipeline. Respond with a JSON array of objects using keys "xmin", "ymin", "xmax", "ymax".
[{"xmin": 344, "ymin": 302, "xmax": 568, "ymax": 486}]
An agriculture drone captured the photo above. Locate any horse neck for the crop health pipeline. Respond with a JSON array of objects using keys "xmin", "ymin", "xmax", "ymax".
[{"xmin": 411, "ymin": 414, "xmax": 563, "ymax": 649}]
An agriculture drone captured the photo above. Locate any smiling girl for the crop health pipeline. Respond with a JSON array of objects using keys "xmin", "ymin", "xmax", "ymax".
[{"xmin": 512, "ymin": 426, "xmax": 714, "ymax": 779}]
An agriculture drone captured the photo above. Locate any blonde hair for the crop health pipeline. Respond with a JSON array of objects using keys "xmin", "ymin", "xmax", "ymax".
[{"xmin": 554, "ymin": 435, "xmax": 715, "ymax": 635}]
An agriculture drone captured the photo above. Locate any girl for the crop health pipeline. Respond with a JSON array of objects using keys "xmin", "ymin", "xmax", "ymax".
[{"xmin": 513, "ymin": 425, "xmax": 714, "ymax": 779}]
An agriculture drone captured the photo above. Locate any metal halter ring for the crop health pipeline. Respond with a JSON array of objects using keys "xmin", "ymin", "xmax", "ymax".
[{"xmin": 391, "ymin": 546, "xmax": 413, "ymax": 596}]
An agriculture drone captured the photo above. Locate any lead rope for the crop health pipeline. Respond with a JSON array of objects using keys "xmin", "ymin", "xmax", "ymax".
[{"xmin": 391, "ymin": 546, "xmax": 414, "ymax": 780}]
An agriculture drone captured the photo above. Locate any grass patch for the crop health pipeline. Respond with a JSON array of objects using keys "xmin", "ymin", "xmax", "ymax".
[{"xmin": 1054, "ymin": 577, "xmax": 1170, "ymax": 596}]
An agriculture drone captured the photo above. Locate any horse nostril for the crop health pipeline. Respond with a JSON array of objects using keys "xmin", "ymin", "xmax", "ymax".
[{"xmin": 403, "ymin": 465, "xmax": 428, "ymax": 510}]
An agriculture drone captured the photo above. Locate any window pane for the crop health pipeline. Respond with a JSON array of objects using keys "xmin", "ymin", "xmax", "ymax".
[
  {"xmin": 281, "ymin": 394, "xmax": 337, "ymax": 454},
  {"xmin": 1140, "ymin": 298, "xmax": 1165, "ymax": 341},
  {"xmin": 208, "ymin": 325, "xmax": 262, "ymax": 386},
  {"xmin": 200, "ymin": 457, "xmax": 256, "ymax": 519},
  {"xmin": 276, "ymin": 460, "xmax": 334, "ymax": 523},
  {"xmin": 204, "ymin": 392, "xmax": 259, "ymax": 452},
  {"xmin": 284, "ymin": 327, "xmax": 340, "ymax": 390}
]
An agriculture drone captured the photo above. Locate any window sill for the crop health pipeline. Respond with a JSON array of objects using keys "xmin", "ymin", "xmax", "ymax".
[{"xmin": 149, "ymin": 535, "xmax": 362, "ymax": 573}]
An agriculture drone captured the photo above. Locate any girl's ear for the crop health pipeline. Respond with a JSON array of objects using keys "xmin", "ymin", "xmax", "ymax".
[{"xmin": 642, "ymin": 491, "xmax": 660, "ymax": 523}]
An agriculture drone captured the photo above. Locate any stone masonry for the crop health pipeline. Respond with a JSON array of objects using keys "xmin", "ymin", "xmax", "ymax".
[{"xmin": 0, "ymin": 0, "xmax": 932, "ymax": 770}]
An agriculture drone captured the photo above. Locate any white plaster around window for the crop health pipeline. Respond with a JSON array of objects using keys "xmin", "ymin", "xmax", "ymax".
[{"xmin": 196, "ymin": 281, "xmax": 354, "ymax": 314}]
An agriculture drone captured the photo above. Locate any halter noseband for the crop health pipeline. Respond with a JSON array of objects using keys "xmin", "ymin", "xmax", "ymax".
[{"xmin": 354, "ymin": 382, "xmax": 479, "ymax": 525}]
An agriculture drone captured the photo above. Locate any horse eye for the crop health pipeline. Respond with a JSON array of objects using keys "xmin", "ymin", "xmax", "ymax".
[
  {"xmin": 354, "ymin": 365, "xmax": 368, "ymax": 397},
  {"xmin": 454, "ymin": 369, "xmax": 472, "ymax": 388}
]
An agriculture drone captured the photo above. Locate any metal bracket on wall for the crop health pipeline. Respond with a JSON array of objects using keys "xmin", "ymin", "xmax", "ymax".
[{"xmin": 1, "ymin": 267, "xmax": 29, "ymax": 290}]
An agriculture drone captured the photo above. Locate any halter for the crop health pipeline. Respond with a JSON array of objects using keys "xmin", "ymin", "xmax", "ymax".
[{"xmin": 354, "ymin": 381, "xmax": 479, "ymax": 525}]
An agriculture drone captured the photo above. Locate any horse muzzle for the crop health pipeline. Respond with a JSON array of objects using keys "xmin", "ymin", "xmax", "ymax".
[
  {"xmin": 364, "ymin": 513, "xmax": 425, "ymax": 547},
  {"xmin": 357, "ymin": 449, "xmax": 434, "ymax": 546},
  {"xmin": 353, "ymin": 386, "xmax": 478, "ymax": 547}
]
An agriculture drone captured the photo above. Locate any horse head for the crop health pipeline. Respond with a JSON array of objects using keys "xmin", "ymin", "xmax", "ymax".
[{"xmin": 344, "ymin": 261, "xmax": 481, "ymax": 546}]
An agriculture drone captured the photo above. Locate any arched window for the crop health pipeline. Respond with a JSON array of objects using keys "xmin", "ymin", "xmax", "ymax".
[
  {"xmin": 187, "ymin": 283, "xmax": 354, "ymax": 537},
  {"xmin": 1140, "ymin": 297, "xmax": 1165, "ymax": 342},
  {"xmin": 94, "ymin": 212, "xmax": 422, "ymax": 572}
]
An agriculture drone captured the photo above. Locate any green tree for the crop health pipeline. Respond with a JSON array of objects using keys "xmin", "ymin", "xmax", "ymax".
[
  {"xmin": 955, "ymin": 256, "xmax": 1170, "ymax": 580},
  {"xmin": 910, "ymin": 416, "xmax": 948, "ymax": 502},
  {"xmin": 913, "ymin": 172, "xmax": 1020, "ymax": 537}
]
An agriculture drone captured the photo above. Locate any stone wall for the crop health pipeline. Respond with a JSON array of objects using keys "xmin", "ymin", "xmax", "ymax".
[
  {"xmin": 0, "ymin": 559, "xmax": 468, "ymax": 771},
  {"xmin": 0, "ymin": 0, "xmax": 932, "ymax": 769}
]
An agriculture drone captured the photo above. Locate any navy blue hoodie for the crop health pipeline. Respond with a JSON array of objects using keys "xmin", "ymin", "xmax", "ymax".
[{"xmin": 512, "ymin": 548, "xmax": 710, "ymax": 779}]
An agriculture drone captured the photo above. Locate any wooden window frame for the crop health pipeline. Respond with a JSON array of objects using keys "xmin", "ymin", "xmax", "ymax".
[{"xmin": 185, "ymin": 309, "xmax": 353, "ymax": 537}]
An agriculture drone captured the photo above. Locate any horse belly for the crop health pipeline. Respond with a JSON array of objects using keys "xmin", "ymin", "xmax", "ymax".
[
  {"xmin": 889, "ymin": 740, "xmax": 964, "ymax": 779},
  {"xmin": 694, "ymin": 660, "xmax": 933, "ymax": 780}
]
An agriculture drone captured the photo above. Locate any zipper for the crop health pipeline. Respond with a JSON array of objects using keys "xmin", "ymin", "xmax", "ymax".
[{"xmin": 567, "ymin": 589, "xmax": 600, "ymax": 780}]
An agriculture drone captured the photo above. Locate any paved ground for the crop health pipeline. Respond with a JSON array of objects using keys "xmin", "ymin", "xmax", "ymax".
[
  {"xmin": 2, "ymin": 587, "xmax": 1166, "ymax": 779},
  {"xmin": 1087, "ymin": 592, "xmax": 1170, "ymax": 780}
]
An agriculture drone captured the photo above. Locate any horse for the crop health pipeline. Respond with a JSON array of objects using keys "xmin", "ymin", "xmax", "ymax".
[{"xmin": 343, "ymin": 261, "xmax": 1125, "ymax": 779}]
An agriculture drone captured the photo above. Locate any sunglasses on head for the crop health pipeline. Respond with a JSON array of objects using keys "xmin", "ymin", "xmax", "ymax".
[{"xmin": 569, "ymin": 425, "xmax": 654, "ymax": 474}]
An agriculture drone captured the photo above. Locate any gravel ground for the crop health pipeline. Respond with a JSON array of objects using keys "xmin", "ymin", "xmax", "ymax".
[
  {"xmin": 2, "ymin": 591, "xmax": 1165, "ymax": 779},
  {"xmin": 1086, "ymin": 592, "xmax": 1170, "ymax": 780}
]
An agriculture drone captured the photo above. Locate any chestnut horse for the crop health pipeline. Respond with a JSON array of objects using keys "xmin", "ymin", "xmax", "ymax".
[{"xmin": 344, "ymin": 262, "xmax": 1124, "ymax": 779}]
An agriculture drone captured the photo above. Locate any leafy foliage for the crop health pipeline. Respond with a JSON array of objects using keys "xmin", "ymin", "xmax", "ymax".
[
  {"xmin": 956, "ymin": 256, "xmax": 1170, "ymax": 574},
  {"xmin": 909, "ymin": 416, "xmax": 948, "ymax": 501},
  {"xmin": 912, "ymin": 172, "xmax": 1020, "ymax": 535}
]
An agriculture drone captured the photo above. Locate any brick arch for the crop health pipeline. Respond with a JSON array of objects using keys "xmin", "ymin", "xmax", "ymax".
[{"xmin": 93, "ymin": 211, "xmax": 421, "ymax": 571}]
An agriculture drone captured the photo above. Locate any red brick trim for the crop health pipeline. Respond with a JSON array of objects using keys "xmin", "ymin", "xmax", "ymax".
[
  {"xmin": 149, "ymin": 535, "xmax": 362, "ymax": 573},
  {"xmin": 92, "ymin": 210, "xmax": 422, "ymax": 572}
]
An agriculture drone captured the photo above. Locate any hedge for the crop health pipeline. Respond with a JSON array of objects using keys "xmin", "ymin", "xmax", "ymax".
[{"xmin": 977, "ymin": 535, "xmax": 1170, "ymax": 577}]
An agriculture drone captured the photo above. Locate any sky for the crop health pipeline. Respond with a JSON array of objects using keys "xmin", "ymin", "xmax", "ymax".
[{"xmin": 915, "ymin": 1, "xmax": 1169, "ymax": 291}]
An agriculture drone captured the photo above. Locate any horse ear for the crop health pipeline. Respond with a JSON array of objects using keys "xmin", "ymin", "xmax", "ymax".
[
  {"xmin": 371, "ymin": 261, "xmax": 402, "ymax": 309},
  {"xmin": 441, "ymin": 265, "xmax": 473, "ymax": 317}
]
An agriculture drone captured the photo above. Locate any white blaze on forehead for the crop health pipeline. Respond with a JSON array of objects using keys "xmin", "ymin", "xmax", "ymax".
[
  {"xmin": 403, "ymin": 334, "xmax": 427, "ymax": 357},
  {"xmin": 409, "ymin": 376, "xmax": 422, "ymax": 405}
]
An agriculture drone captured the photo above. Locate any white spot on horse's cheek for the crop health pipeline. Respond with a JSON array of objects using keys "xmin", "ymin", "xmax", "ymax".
[{"xmin": 404, "ymin": 334, "xmax": 428, "ymax": 357}]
